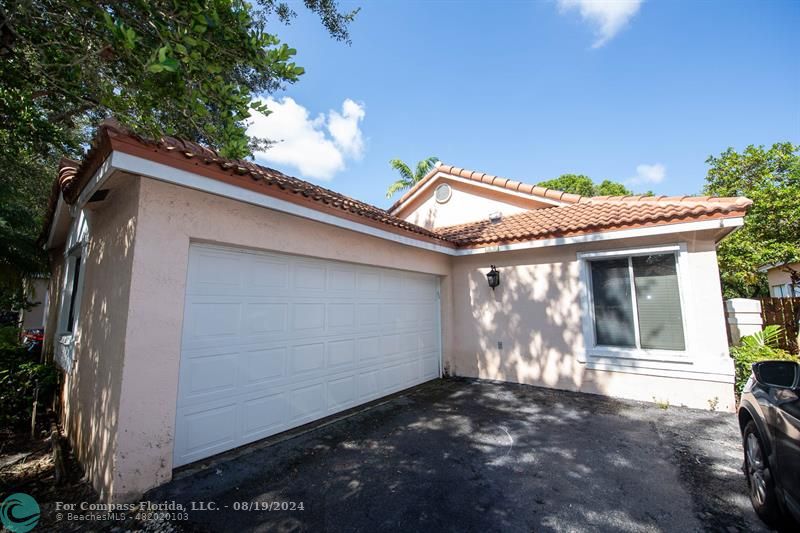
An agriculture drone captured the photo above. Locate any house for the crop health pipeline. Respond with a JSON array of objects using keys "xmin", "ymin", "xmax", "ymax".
[
  {"xmin": 41, "ymin": 122, "xmax": 750, "ymax": 502},
  {"xmin": 758, "ymin": 262, "xmax": 800, "ymax": 297}
]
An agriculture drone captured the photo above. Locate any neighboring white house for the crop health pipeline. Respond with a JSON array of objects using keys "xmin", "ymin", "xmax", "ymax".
[
  {"xmin": 759, "ymin": 262, "xmax": 800, "ymax": 297},
  {"xmin": 41, "ymin": 122, "xmax": 751, "ymax": 502}
]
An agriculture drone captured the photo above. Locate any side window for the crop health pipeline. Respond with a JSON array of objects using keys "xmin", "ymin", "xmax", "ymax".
[
  {"xmin": 60, "ymin": 247, "xmax": 84, "ymax": 335},
  {"xmin": 66, "ymin": 251, "xmax": 82, "ymax": 332}
]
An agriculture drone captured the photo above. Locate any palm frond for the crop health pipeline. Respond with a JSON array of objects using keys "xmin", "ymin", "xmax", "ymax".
[
  {"xmin": 386, "ymin": 179, "xmax": 413, "ymax": 199},
  {"xmin": 741, "ymin": 325, "xmax": 784, "ymax": 349},
  {"xmin": 415, "ymin": 156, "xmax": 439, "ymax": 182},
  {"xmin": 389, "ymin": 159, "xmax": 414, "ymax": 183}
]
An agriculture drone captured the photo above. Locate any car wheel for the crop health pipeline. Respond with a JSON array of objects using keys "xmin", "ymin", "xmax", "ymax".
[{"xmin": 743, "ymin": 421, "xmax": 781, "ymax": 525}]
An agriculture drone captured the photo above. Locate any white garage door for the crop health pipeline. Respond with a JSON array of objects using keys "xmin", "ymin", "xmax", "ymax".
[{"xmin": 173, "ymin": 244, "xmax": 442, "ymax": 466}]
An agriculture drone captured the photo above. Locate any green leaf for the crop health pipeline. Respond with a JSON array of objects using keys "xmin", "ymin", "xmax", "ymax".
[
  {"xmin": 147, "ymin": 63, "xmax": 165, "ymax": 73},
  {"xmin": 160, "ymin": 57, "xmax": 179, "ymax": 72}
]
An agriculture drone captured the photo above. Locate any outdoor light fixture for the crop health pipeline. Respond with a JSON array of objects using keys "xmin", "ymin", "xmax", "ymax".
[{"xmin": 487, "ymin": 265, "xmax": 500, "ymax": 290}]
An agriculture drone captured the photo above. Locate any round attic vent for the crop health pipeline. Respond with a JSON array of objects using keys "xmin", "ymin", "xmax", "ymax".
[{"xmin": 435, "ymin": 183, "xmax": 452, "ymax": 204}]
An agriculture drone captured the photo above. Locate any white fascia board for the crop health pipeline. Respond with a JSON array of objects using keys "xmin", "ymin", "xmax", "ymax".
[
  {"xmin": 83, "ymin": 150, "xmax": 746, "ymax": 258},
  {"xmin": 45, "ymin": 196, "xmax": 66, "ymax": 250},
  {"xmin": 75, "ymin": 157, "xmax": 115, "ymax": 209},
  {"xmin": 390, "ymin": 171, "xmax": 567, "ymax": 215},
  {"xmin": 452, "ymin": 217, "xmax": 745, "ymax": 256},
  {"xmin": 109, "ymin": 151, "xmax": 457, "ymax": 255}
]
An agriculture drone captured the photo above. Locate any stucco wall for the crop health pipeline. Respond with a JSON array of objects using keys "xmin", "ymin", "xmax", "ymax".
[
  {"xmin": 396, "ymin": 179, "xmax": 551, "ymax": 229},
  {"xmin": 447, "ymin": 233, "xmax": 735, "ymax": 412},
  {"xmin": 109, "ymin": 176, "xmax": 454, "ymax": 500},
  {"xmin": 60, "ymin": 177, "xmax": 141, "ymax": 501}
]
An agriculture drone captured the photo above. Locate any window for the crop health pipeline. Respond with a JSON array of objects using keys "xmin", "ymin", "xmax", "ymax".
[
  {"xmin": 66, "ymin": 252, "xmax": 82, "ymax": 332},
  {"xmin": 434, "ymin": 183, "xmax": 452, "ymax": 203},
  {"xmin": 588, "ymin": 252, "xmax": 686, "ymax": 351},
  {"xmin": 771, "ymin": 284, "xmax": 800, "ymax": 298},
  {"xmin": 59, "ymin": 247, "xmax": 84, "ymax": 336}
]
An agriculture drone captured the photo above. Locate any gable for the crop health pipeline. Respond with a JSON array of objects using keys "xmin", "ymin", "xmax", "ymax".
[{"xmin": 392, "ymin": 175, "xmax": 559, "ymax": 230}]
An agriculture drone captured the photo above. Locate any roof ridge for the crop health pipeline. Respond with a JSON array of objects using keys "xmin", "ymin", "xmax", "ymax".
[
  {"xmin": 580, "ymin": 194, "xmax": 752, "ymax": 207},
  {"xmin": 388, "ymin": 162, "xmax": 584, "ymax": 212}
]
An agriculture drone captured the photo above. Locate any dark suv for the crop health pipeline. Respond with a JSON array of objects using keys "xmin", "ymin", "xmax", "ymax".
[{"xmin": 738, "ymin": 360, "xmax": 800, "ymax": 527}]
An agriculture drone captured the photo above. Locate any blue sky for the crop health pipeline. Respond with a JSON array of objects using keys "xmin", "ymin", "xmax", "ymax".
[{"xmin": 248, "ymin": 0, "xmax": 800, "ymax": 209}]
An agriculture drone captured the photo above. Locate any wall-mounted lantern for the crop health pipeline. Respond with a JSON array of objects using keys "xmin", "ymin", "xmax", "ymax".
[{"xmin": 487, "ymin": 265, "xmax": 500, "ymax": 291}]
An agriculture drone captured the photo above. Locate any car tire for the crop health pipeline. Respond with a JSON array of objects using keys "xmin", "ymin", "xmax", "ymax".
[{"xmin": 743, "ymin": 421, "xmax": 782, "ymax": 526}]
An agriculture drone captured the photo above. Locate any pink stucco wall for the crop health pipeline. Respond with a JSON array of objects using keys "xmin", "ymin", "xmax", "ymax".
[
  {"xmin": 448, "ymin": 233, "xmax": 735, "ymax": 411},
  {"xmin": 59, "ymin": 177, "xmax": 141, "ymax": 501},
  {"xmin": 108, "ymin": 177, "xmax": 454, "ymax": 500}
]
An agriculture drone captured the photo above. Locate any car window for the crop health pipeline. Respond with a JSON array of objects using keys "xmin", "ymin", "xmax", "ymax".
[{"xmin": 758, "ymin": 362, "xmax": 797, "ymax": 388}]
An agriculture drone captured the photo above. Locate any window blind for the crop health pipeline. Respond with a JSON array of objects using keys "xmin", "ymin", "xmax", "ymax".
[
  {"xmin": 632, "ymin": 254, "xmax": 685, "ymax": 350},
  {"xmin": 590, "ymin": 258, "xmax": 636, "ymax": 347}
]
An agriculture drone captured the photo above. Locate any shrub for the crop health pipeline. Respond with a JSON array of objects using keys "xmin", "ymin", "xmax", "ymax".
[
  {"xmin": 0, "ymin": 326, "xmax": 59, "ymax": 428},
  {"xmin": 731, "ymin": 325, "xmax": 798, "ymax": 396}
]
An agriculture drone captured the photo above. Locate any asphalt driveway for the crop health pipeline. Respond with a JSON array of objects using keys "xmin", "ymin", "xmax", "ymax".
[{"xmin": 148, "ymin": 378, "xmax": 768, "ymax": 532}]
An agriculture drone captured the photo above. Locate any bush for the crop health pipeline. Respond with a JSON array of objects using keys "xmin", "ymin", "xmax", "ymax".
[
  {"xmin": 731, "ymin": 325, "xmax": 798, "ymax": 396},
  {"xmin": 0, "ymin": 326, "xmax": 59, "ymax": 428}
]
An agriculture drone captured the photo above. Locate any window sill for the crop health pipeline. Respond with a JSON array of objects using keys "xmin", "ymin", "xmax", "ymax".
[{"xmin": 585, "ymin": 346, "xmax": 691, "ymax": 364}]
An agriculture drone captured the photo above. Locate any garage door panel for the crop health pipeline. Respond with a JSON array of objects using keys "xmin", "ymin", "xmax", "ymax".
[
  {"xmin": 186, "ymin": 302, "xmax": 241, "ymax": 338},
  {"xmin": 293, "ymin": 263, "xmax": 327, "ymax": 291},
  {"xmin": 289, "ymin": 383, "xmax": 326, "ymax": 424},
  {"xmin": 241, "ymin": 393, "xmax": 286, "ymax": 438},
  {"xmin": 327, "ymin": 303, "xmax": 355, "ymax": 329},
  {"xmin": 244, "ymin": 303, "xmax": 288, "ymax": 334},
  {"xmin": 290, "ymin": 343, "xmax": 326, "ymax": 374},
  {"xmin": 244, "ymin": 346, "xmax": 286, "ymax": 384},
  {"xmin": 180, "ymin": 352, "xmax": 238, "ymax": 399},
  {"xmin": 327, "ymin": 268, "xmax": 356, "ymax": 292},
  {"xmin": 327, "ymin": 375, "xmax": 356, "ymax": 410},
  {"xmin": 247, "ymin": 257, "xmax": 290, "ymax": 292},
  {"xmin": 188, "ymin": 250, "xmax": 244, "ymax": 293},
  {"xmin": 327, "ymin": 339, "xmax": 355, "ymax": 368},
  {"xmin": 422, "ymin": 355, "xmax": 440, "ymax": 379},
  {"xmin": 174, "ymin": 244, "xmax": 441, "ymax": 467},
  {"xmin": 357, "ymin": 271, "xmax": 381, "ymax": 293},
  {"xmin": 356, "ymin": 304, "xmax": 381, "ymax": 327},
  {"xmin": 181, "ymin": 403, "xmax": 238, "ymax": 456},
  {"xmin": 291, "ymin": 303, "xmax": 325, "ymax": 332}
]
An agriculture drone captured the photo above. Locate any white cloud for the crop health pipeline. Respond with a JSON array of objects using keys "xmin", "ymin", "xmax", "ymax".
[
  {"xmin": 248, "ymin": 97, "xmax": 366, "ymax": 180},
  {"xmin": 557, "ymin": 0, "xmax": 642, "ymax": 48},
  {"xmin": 328, "ymin": 99, "xmax": 365, "ymax": 158},
  {"xmin": 629, "ymin": 163, "xmax": 666, "ymax": 185}
]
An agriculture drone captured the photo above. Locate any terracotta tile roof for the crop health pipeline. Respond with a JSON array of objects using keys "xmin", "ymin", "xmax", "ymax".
[
  {"xmin": 44, "ymin": 122, "xmax": 452, "ymax": 246},
  {"xmin": 42, "ymin": 121, "xmax": 751, "ymax": 250},
  {"xmin": 436, "ymin": 197, "xmax": 751, "ymax": 247},
  {"xmin": 388, "ymin": 163, "xmax": 584, "ymax": 213}
]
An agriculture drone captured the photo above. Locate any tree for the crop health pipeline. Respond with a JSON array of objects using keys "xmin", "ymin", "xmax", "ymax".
[
  {"xmin": 703, "ymin": 142, "xmax": 800, "ymax": 298},
  {"xmin": 0, "ymin": 0, "xmax": 357, "ymax": 308},
  {"xmin": 386, "ymin": 157, "xmax": 439, "ymax": 199},
  {"xmin": 537, "ymin": 174, "xmax": 635, "ymax": 197}
]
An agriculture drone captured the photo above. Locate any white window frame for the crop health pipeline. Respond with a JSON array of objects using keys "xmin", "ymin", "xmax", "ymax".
[
  {"xmin": 577, "ymin": 243, "xmax": 693, "ymax": 364},
  {"xmin": 55, "ymin": 210, "xmax": 89, "ymax": 372}
]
